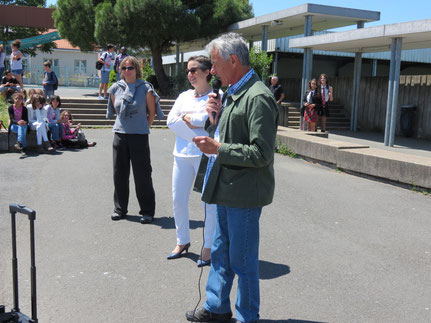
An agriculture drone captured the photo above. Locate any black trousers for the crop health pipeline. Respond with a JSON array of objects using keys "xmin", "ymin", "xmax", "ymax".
[{"xmin": 113, "ymin": 133, "xmax": 155, "ymax": 217}]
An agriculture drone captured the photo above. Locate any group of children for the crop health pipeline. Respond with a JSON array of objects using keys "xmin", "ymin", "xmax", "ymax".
[{"xmin": 8, "ymin": 90, "xmax": 96, "ymax": 153}]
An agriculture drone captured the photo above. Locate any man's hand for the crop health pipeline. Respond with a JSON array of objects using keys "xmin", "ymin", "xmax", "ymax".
[
  {"xmin": 193, "ymin": 136, "xmax": 221, "ymax": 155},
  {"xmin": 206, "ymin": 93, "xmax": 222, "ymax": 125}
]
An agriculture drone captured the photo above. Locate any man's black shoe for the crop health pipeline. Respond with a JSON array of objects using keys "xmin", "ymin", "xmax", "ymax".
[
  {"xmin": 186, "ymin": 307, "xmax": 232, "ymax": 322},
  {"xmin": 140, "ymin": 215, "xmax": 153, "ymax": 224},
  {"xmin": 111, "ymin": 212, "xmax": 126, "ymax": 221}
]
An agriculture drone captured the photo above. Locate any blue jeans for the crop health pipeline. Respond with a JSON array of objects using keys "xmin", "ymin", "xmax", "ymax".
[
  {"xmin": 204, "ymin": 205, "xmax": 262, "ymax": 323},
  {"xmin": 47, "ymin": 122, "xmax": 62, "ymax": 141},
  {"xmin": 44, "ymin": 89, "xmax": 54, "ymax": 99},
  {"xmin": 10, "ymin": 124, "xmax": 27, "ymax": 147}
]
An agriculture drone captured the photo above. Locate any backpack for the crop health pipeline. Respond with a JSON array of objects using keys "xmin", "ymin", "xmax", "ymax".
[
  {"xmin": 52, "ymin": 72, "xmax": 58, "ymax": 91},
  {"xmin": 96, "ymin": 52, "xmax": 106, "ymax": 70}
]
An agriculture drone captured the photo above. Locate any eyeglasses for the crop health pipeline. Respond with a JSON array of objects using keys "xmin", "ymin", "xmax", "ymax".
[
  {"xmin": 185, "ymin": 67, "xmax": 202, "ymax": 75},
  {"xmin": 121, "ymin": 66, "xmax": 135, "ymax": 71}
]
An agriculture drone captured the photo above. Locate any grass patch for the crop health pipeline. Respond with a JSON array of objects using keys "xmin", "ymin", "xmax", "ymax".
[
  {"xmin": 275, "ymin": 141, "xmax": 297, "ymax": 158},
  {"xmin": 410, "ymin": 181, "xmax": 431, "ymax": 196},
  {"xmin": 0, "ymin": 96, "xmax": 9, "ymax": 128}
]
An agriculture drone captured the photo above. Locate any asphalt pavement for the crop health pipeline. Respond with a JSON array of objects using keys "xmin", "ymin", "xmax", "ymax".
[{"xmin": 0, "ymin": 128, "xmax": 430, "ymax": 323}]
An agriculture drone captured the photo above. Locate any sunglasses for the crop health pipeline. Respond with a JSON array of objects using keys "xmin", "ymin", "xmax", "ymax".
[
  {"xmin": 185, "ymin": 67, "xmax": 202, "ymax": 75},
  {"xmin": 121, "ymin": 66, "xmax": 135, "ymax": 71}
]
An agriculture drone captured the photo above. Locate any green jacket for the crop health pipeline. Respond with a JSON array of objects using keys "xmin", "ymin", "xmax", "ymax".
[{"xmin": 201, "ymin": 74, "xmax": 279, "ymax": 208}]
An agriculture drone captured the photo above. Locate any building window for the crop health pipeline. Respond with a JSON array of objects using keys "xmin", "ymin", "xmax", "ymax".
[
  {"xmin": 74, "ymin": 60, "xmax": 87, "ymax": 74},
  {"xmin": 44, "ymin": 58, "xmax": 59, "ymax": 68}
]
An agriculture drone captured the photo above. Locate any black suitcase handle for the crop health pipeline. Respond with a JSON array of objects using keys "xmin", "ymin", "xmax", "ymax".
[
  {"xmin": 8, "ymin": 204, "xmax": 38, "ymax": 323},
  {"xmin": 9, "ymin": 204, "xmax": 36, "ymax": 220}
]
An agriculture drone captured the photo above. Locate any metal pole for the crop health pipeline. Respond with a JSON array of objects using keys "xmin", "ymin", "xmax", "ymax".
[
  {"xmin": 30, "ymin": 217, "xmax": 38, "ymax": 322},
  {"xmin": 261, "ymin": 25, "xmax": 268, "ymax": 52},
  {"xmin": 384, "ymin": 39, "xmax": 397, "ymax": 146},
  {"xmin": 11, "ymin": 211, "xmax": 20, "ymax": 313},
  {"xmin": 300, "ymin": 15, "xmax": 312, "ymax": 130},
  {"xmin": 388, "ymin": 38, "xmax": 403, "ymax": 147}
]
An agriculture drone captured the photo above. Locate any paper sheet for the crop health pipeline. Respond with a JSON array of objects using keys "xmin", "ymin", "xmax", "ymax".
[{"xmin": 169, "ymin": 119, "xmax": 197, "ymax": 142}]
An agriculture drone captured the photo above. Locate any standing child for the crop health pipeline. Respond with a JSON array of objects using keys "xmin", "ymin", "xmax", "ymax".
[
  {"xmin": 98, "ymin": 44, "xmax": 115, "ymax": 100},
  {"xmin": 28, "ymin": 94, "xmax": 53, "ymax": 153},
  {"xmin": 45, "ymin": 95, "xmax": 62, "ymax": 148},
  {"xmin": 10, "ymin": 40, "xmax": 24, "ymax": 89},
  {"xmin": 42, "ymin": 61, "xmax": 58, "ymax": 99},
  {"xmin": 8, "ymin": 92, "xmax": 28, "ymax": 152}
]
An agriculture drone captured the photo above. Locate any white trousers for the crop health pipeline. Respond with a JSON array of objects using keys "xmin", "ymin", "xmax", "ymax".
[
  {"xmin": 29, "ymin": 122, "xmax": 48, "ymax": 145},
  {"xmin": 172, "ymin": 156, "xmax": 216, "ymax": 248}
]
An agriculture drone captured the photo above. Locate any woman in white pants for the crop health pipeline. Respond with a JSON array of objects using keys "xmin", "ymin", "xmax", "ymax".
[
  {"xmin": 166, "ymin": 55, "xmax": 220, "ymax": 267},
  {"xmin": 27, "ymin": 94, "xmax": 53, "ymax": 153}
]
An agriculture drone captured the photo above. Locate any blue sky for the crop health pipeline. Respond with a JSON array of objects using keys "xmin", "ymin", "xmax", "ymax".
[
  {"xmin": 249, "ymin": 0, "xmax": 429, "ymax": 27},
  {"xmin": 46, "ymin": 0, "xmax": 429, "ymax": 27}
]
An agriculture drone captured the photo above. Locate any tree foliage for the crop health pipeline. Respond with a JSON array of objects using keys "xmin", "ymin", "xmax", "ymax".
[
  {"xmin": 0, "ymin": 0, "xmax": 57, "ymax": 56},
  {"xmin": 249, "ymin": 48, "xmax": 273, "ymax": 82},
  {"xmin": 54, "ymin": 0, "xmax": 253, "ymax": 95}
]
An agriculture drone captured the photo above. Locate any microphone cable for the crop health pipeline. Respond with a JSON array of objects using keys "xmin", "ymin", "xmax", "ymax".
[{"xmin": 193, "ymin": 202, "xmax": 208, "ymax": 316}]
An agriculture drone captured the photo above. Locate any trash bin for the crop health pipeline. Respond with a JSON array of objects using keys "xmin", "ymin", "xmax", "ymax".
[{"xmin": 400, "ymin": 105, "xmax": 417, "ymax": 137}]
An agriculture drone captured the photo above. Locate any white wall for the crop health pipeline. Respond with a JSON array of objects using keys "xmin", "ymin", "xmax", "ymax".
[{"xmin": 25, "ymin": 49, "xmax": 100, "ymax": 87}]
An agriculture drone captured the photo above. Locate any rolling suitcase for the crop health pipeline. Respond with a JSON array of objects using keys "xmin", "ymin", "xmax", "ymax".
[{"xmin": 0, "ymin": 204, "xmax": 38, "ymax": 323}]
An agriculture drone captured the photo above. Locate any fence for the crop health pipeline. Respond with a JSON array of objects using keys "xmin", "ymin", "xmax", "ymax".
[
  {"xmin": 22, "ymin": 66, "xmax": 101, "ymax": 88},
  {"xmin": 280, "ymin": 75, "xmax": 431, "ymax": 139}
]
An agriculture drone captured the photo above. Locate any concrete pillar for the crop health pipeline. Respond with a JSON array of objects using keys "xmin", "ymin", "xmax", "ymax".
[
  {"xmin": 350, "ymin": 52, "xmax": 362, "ymax": 131},
  {"xmin": 372, "ymin": 59, "xmax": 377, "ymax": 77},
  {"xmin": 384, "ymin": 39, "xmax": 397, "ymax": 146},
  {"xmin": 350, "ymin": 22, "xmax": 364, "ymax": 132},
  {"xmin": 261, "ymin": 25, "xmax": 268, "ymax": 52},
  {"xmin": 273, "ymin": 49, "xmax": 279, "ymax": 75},
  {"xmin": 175, "ymin": 44, "xmax": 180, "ymax": 76},
  {"xmin": 300, "ymin": 15, "xmax": 313, "ymax": 130},
  {"xmin": 388, "ymin": 38, "xmax": 403, "ymax": 147}
]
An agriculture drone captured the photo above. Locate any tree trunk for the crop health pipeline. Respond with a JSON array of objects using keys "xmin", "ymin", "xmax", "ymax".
[{"xmin": 151, "ymin": 43, "xmax": 170, "ymax": 96}]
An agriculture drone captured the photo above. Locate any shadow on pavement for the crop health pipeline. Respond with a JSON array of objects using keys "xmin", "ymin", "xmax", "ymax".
[
  {"xmin": 259, "ymin": 260, "xmax": 290, "ymax": 280},
  {"xmin": 259, "ymin": 320, "xmax": 328, "ymax": 323}
]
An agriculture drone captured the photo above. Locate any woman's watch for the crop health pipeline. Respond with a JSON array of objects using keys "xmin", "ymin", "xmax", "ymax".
[{"xmin": 181, "ymin": 113, "xmax": 187, "ymax": 121}]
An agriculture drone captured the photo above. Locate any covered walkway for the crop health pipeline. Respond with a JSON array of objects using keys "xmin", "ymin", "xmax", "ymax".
[{"xmin": 289, "ymin": 19, "xmax": 431, "ymax": 146}]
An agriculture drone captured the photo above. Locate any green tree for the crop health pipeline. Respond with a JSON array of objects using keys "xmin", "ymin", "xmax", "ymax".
[
  {"xmin": 53, "ymin": 0, "xmax": 253, "ymax": 95},
  {"xmin": 1, "ymin": 0, "xmax": 57, "ymax": 57},
  {"xmin": 249, "ymin": 48, "xmax": 273, "ymax": 81}
]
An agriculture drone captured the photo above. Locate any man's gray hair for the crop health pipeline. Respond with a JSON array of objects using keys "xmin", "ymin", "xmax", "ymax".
[{"xmin": 206, "ymin": 32, "xmax": 250, "ymax": 66}]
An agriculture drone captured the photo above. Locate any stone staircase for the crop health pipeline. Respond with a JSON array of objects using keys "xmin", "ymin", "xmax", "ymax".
[
  {"xmin": 281, "ymin": 102, "xmax": 351, "ymax": 130},
  {"xmin": 61, "ymin": 97, "xmax": 175, "ymax": 128}
]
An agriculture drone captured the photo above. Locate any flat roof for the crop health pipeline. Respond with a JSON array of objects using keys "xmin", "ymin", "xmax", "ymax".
[
  {"xmin": 227, "ymin": 3, "xmax": 380, "ymax": 41},
  {"xmin": 173, "ymin": 3, "xmax": 380, "ymax": 53},
  {"xmin": 289, "ymin": 19, "xmax": 431, "ymax": 52}
]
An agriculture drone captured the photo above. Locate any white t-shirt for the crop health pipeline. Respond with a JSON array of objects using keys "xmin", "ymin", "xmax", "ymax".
[{"xmin": 101, "ymin": 52, "xmax": 113, "ymax": 71}]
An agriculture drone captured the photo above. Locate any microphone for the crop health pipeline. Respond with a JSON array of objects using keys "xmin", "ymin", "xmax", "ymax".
[{"xmin": 211, "ymin": 79, "xmax": 222, "ymax": 121}]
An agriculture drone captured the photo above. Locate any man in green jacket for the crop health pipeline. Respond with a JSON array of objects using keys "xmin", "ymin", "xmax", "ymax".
[{"xmin": 186, "ymin": 33, "xmax": 278, "ymax": 323}]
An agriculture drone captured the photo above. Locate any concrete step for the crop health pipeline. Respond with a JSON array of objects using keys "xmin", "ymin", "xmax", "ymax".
[{"xmin": 60, "ymin": 97, "xmax": 174, "ymax": 127}]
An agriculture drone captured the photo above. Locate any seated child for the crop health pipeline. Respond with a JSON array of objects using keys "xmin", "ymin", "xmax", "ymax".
[
  {"xmin": 8, "ymin": 92, "xmax": 28, "ymax": 151},
  {"xmin": 25, "ymin": 88, "xmax": 37, "ymax": 106},
  {"xmin": 27, "ymin": 94, "xmax": 53, "ymax": 153},
  {"xmin": 59, "ymin": 110, "xmax": 96, "ymax": 148},
  {"xmin": 45, "ymin": 95, "xmax": 63, "ymax": 148}
]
